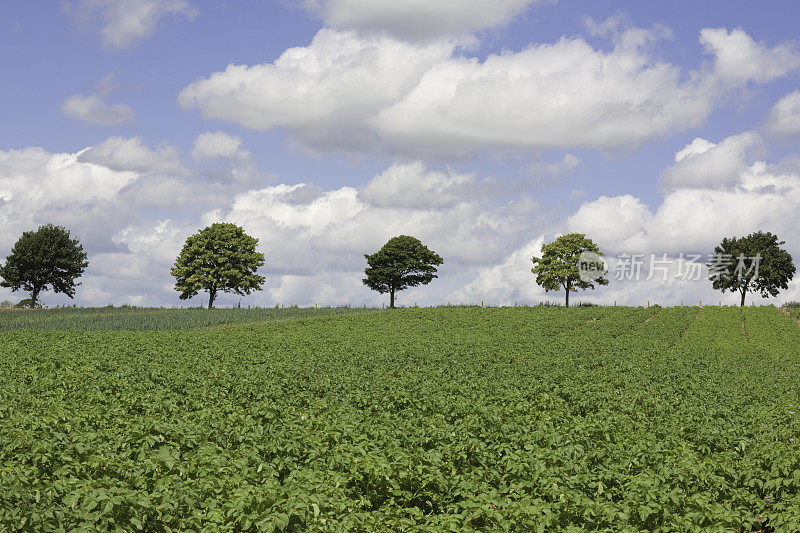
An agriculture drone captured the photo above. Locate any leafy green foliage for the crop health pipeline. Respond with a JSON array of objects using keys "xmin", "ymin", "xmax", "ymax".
[
  {"xmin": 0, "ymin": 224, "xmax": 88, "ymax": 308},
  {"xmin": 0, "ymin": 306, "xmax": 369, "ymax": 332},
  {"xmin": 171, "ymin": 223, "xmax": 266, "ymax": 309},
  {"xmin": 531, "ymin": 233, "xmax": 609, "ymax": 307},
  {"xmin": 708, "ymin": 231, "xmax": 795, "ymax": 306},
  {"xmin": 363, "ymin": 235, "xmax": 443, "ymax": 308},
  {"xmin": 2, "ymin": 306, "xmax": 800, "ymax": 530}
]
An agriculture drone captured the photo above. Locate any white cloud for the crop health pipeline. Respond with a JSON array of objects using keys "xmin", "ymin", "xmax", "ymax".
[
  {"xmin": 191, "ymin": 131, "xmax": 246, "ymax": 160},
  {"xmin": 196, "ymin": 163, "xmax": 541, "ymax": 305},
  {"xmin": 458, "ymin": 132, "xmax": 800, "ymax": 307},
  {"xmin": 659, "ymin": 132, "xmax": 760, "ymax": 190},
  {"xmin": 0, "ymin": 147, "xmax": 535, "ymax": 308},
  {"xmin": 373, "ymin": 27, "xmax": 796, "ymax": 155},
  {"xmin": 450, "ymin": 237, "xmax": 549, "ymax": 305},
  {"xmin": 179, "ymin": 29, "xmax": 453, "ymax": 151},
  {"xmin": 62, "ymin": 73, "xmax": 134, "ymax": 126},
  {"xmin": 0, "ymin": 146, "xmax": 139, "ymax": 260},
  {"xmin": 765, "ymin": 90, "xmax": 800, "ymax": 137},
  {"xmin": 565, "ymin": 195, "xmax": 653, "ymax": 252},
  {"xmin": 301, "ymin": 0, "xmax": 538, "ymax": 42},
  {"xmin": 359, "ymin": 162, "xmax": 484, "ymax": 208},
  {"xmin": 700, "ymin": 28, "xmax": 800, "ymax": 85},
  {"xmin": 564, "ymin": 134, "xmax": 800, "ymax": 257},
  {"xmin": 62, "ymin": 94, "xmax": 134, "ymax": 126},
  {"xmin": 0, "ymin": 138, "xmax": 267, "ymax": 307},
  {"xmin": 180, "ymin": 25, "xmax": 799, "ymax": 156},
  {"xmin": 69, "ymin": 0, "xmax": 198, "ymax": 49},
  {"xmin": 79, "ymin": 136, "xmax": 185, "ymax": 174}
]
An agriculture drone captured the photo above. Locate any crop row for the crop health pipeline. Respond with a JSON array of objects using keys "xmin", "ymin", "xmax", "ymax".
[{"xmin": 1, "ymin": 307, "xmax": 799, "ymax": 530}]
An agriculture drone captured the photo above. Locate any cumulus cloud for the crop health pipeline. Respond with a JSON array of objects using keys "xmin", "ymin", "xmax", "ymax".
[
  {"xmin": 62, "ymin": 73, "xmax": 134, "ymax": 126},
  {"xmin": 62, "ymin": 94, "xmax": 134, "ymax": 126},
  {"xmin": 451, "ymin": 237, "xmax": 549, "ymax": 305},
  {"xmin": 191, "ymin": 131, "xmax": 247, "ymax": 160},
  {"xmin": 700, "ymin": 28, "xmax": 800, "ymax": 85},
  {"xmin": 300, "ymin": 0, "xmax": 538, "ymax": 42},
  {"xmin": 659, "ymin": 132, "xmax": 761, "ymax": 190},
  {"xmin": 180, "ymin": 25, "xmax": 799, "ymax": 156},
  {"xmin": 765, "ymin": 90, "xmax": 800, "ymax": 137},
  {"xmin": 189, "ymin": 161, "xmax": 544, "ymax": 306},
  {"xmin": 0, "ymin": 146, "xmax": 139, "ymax": 260},
  {"xmin": 359, "ymin": 162, "xmax": 487, "ymax": 208},
  {"xmin": 0, "ymin": 146, "xmax": 540, "ymax": 307},
  {"xmin": 68, "ymin": 0, "xmax": 198, "ymax": 49},
  {"xmin": 566, "ymin": 133, "xmax": 800, "ymax": 256},
  {"xmin": 457, "ymin": 131, "xmax": 800, "ymax": 306},
  {"xmin": 179, "ymin": 29, "xmax": 453, "ymax": 152},
  {"xmin": 79, "ymin": 136, "xmax": 185, "ymax": 174},
  {"xmin": 0, "ymin": 133, "xmax": 278, "ymax": 306}
]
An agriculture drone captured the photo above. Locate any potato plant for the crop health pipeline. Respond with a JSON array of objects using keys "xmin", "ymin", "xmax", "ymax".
[{"xmin": 1, "ymin": 306, "xmax": 799, "ymax": 531}]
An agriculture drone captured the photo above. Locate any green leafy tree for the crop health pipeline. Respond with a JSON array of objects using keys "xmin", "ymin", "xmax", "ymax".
[
  {"xmin": 531, "ymin": 233, "xmax": 609, "ymax": 307},
  {"xmin": 708, "ymin": 231, "xmax": 795, "ymax": 307},
  {"xmin": 363, "ymin": 235, "xmax": 443, "ymax": 308},
  {"xmin": 0, "ymin": 224, "xmax": 89, "ymax": 309},
  {"xmin": 171, "ymin": 223, "xmax": 266, "ymax": 309}
]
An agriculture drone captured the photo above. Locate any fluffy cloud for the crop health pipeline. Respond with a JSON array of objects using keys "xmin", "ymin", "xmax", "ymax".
[
  {"xmin": 62, "ymin": 74, "xmax": 134, "ymax": 126},
  {"xmin": 0, "ymin": 146, "xmax": 140, "ymax": 261},
  {"xmin": 567, "ymin": 132, "xmax": 800, "ymax": 255},
  {"xmin": 0, "ymin": 145, "xmax": 540, "ymax": 307},
  {"xmin": 0, "ymin": 135, "xmax": 275, "ymax": 306},
  {"xmin": 68, "ymin": 0, "xmax": 197, "ymax": 49},
  {"xmin": 301, "ymin": 0, "xmax": 538, "ymax": 42},
  {"xmin": 659, "ymin": 132, "xmax": 760, "ymax": 190},
  {"xmin": 458, "ymin": 131, "xmax": 800, "ymax": 306},
  {"xmin": 451, "ymin": 237, "xmax": 549, "ymax": 305},
  {"xmin": 186, "ymin": 161, "xmax": 544, "ymax": 306},
  {"xmin": 79, "ymin": 136, "xmax": 185, "ymax": 174},
  {"xmin": 765, "ymin": 90, "xmax": 800, "ymax": 137},
  {"xmin": 62, "ymin": 94, "xmax": 134, "ymax": 126},
  {"xmin": 180, "ymin": 25, "xmax": 799, "ymax": 156},
  {"xmin": 359, "ymin": 162, "xmax": 487, "ymax": 208},
  {"xmin": 179, "ymin": 29, "xmax": 453, "ymax": 151},
  {"xmin": 700, "ymin": 28, "xmax": 800, "ymax": 85},
  {"xmin": 191, "ymin": 131, "xmax": 247, "ymax": 160}
]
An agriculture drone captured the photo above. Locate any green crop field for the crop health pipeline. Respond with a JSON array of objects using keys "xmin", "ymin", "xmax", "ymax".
[
  {"xmin": 0, "ymin": 306, "xmax": 369, "ymax": 332},
  {"xmin": 2, "ymin": 306, "xmax": 800, "ymax": 531}
]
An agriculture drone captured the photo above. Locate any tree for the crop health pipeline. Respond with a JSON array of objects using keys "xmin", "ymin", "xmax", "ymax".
[
  {"xmin": 708, "ymin": 231, "xmax": 795, "ymax": 307},
  {"xmin": 363, "ymin": 235, "xmax": 443, "ymax": 308},
  {"xmin": 0, "ymin": 224, "xmax": 89, "ymax": 308},
  {"xmin": 171, "ymin": 223, "xmax": 266, "ymax": 309},
  {"xmin": 531, "ymin": 233, "xmax": 608, "ymax": 307}
]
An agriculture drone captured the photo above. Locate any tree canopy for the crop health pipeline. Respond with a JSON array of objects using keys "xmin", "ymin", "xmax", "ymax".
[
  {"xmin": 0, "ymin": 224, "xmax": 89, "ymax": 308},
  {"xmin": 363, "ymin": 235, "xmax": 443, "ymax": 308},
  {"xmin": 171, "ymin": 223, "xmax": 266, "ymax": 309},
  {"xmin": 531, "ymin": 233, "xmax": 608, "ymax": 307},
  {"xmin": 708, "ymin": 231, "xmax": 795, "ymax": 306}
]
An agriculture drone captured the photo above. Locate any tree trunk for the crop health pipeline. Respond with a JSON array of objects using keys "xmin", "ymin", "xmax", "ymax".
[
  {"xmin": 565, "ymin": 280, "xmax": 570, "ymax": 308},
  {"xmin": 740, "ymin": 287, "xmax": 746, "ymax": 307},
  {"xmin": 208, "ymin": 288, "xmax": 216, "ymax": 309},
  {"xmin": 389, "ymin": 288, "xmax": 395, "ymax": 309},
  {"xmin": 30, "ymin": 288, "xmax": 39, "ymax": 309}
]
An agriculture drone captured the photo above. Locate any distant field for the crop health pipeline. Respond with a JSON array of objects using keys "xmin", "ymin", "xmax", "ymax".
[
  {"xmin": 0, "ymin": 306, "xmax": 369, "ymax": 331},
  {"xmin": 2, "ymin": 306, "xmax": 800, "ymax": 530}
]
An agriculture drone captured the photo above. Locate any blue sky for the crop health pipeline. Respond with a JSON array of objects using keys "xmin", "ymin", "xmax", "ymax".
[{"xmin": 2, "ymin": 1, "xmax": 800, "ymax": 307}]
